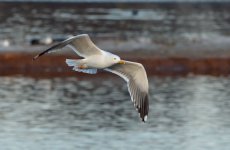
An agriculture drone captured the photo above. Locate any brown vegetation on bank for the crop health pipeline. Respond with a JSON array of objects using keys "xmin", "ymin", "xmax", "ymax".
[{"xmin": 1, "ymin": 52, "xmax": 230, "ymax": 78}]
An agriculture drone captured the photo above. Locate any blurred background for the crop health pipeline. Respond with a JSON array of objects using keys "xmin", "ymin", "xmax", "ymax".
[{"xmin": 0, "ymin": 0, "xmax": 230, "ymax": 150}]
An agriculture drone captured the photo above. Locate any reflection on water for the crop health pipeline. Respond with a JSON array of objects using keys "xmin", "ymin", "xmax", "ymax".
[{"xmin": 0, "ymin": 76, "xmax": 230, "ymax": 150}]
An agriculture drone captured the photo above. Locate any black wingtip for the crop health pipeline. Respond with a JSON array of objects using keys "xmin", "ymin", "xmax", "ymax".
[
  {"xmin": 141, "ymin": 115, "xmax": 148, "ymax": 123},
  {"xmin": 33, "ymin": 55, "xmax": 39, "ymax": 61},
  {"xmin": 139, "ymin": 95, "xmax": 149, "ymax": 123},
  {"xmin": 33, "ymin": 54, "xmax": 41, "ymax": 61},
  {"xmin": 33, "ymin": 49, "xmax": 48, "ymax": 61}
]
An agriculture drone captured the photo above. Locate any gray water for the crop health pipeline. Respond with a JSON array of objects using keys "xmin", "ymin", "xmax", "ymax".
[
  {"xmin": 1, "ymin": 2, "xmax": 230, "ymax": 49},
  {"xmin": 0, "ymin": 76, "xmax": 230, "ymax": 150},
  {"xmin": 1, "ymin": 0, "xmax": 230, "ymax": 2}
]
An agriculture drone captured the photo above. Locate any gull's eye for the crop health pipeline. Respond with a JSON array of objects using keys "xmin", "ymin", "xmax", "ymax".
[{"xmin": 113, "ymin": 58, "xmax": 116, "ymax": 60}]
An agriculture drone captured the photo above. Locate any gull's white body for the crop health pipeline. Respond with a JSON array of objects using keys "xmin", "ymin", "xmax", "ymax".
[
  {"xmin": 67, "ymin": 44, "xmax": 120, "ymax": 69},
  {"xmin": 83, "ymin": 53, "xmax": 120, "ymax": 69},
  {"xmin": 34, "ymin": 34, "xmax": 149, "ymax": 122}
]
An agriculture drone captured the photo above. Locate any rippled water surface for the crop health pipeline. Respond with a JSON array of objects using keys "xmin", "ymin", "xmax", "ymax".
[
  {"xmin": 0, "ymin": 76, "xmax": 230, "ymax": 150},
  {"xmin": 0, "ymin": 3, "xmax": 230, "ymax": 47}
]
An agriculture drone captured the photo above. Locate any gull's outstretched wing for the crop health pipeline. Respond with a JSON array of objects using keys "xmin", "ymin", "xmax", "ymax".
[
  {"xmin": 105, "ymin": 61, "xmax": 149, "ymax": 122},
  {"xmin": 33, "ymin": 34, "xmax": 103, "ymax": 60}
]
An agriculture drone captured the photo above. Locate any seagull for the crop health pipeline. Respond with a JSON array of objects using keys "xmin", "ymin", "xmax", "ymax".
[{"xmin": 33, "ymin": 34, "xmax": 149, "ymax": 122}]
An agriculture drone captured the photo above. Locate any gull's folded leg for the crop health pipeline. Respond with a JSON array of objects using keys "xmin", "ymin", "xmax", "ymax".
[{"xmin": 78, "ymin": 65, "xmax": 87, "ymax": 69}]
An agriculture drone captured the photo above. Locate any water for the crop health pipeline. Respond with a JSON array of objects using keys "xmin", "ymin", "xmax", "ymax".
[
  {"xmin": 0, "ymin": 76, "xmax": 230, "ymax": 150},
  {"xmin": 0, "ymin": 2, "xmax": 230, "ymax": 50},
  {"xmin": 1, "ymin": 0, "xmax": 229, "ymax": 2}
]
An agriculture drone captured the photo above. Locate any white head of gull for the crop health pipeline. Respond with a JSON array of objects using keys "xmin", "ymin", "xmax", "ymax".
[{"xmin": 33, "ymin": 34, "xmax": 149, "ymax": 122}]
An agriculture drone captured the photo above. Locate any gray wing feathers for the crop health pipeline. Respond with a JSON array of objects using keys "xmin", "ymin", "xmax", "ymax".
[
  {"xmin": 69, "ymin": 34, "xmax": 102, "ymax": 57},
  {"xmin": 105, "ymin": 61, "xmax": 149, "ymax": 122},
  {"xmin": 33, "ymin": 34, "xmax": 102, "ymax": 60}
]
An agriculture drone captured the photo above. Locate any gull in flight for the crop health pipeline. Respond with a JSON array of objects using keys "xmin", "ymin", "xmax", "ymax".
[{"xmin": 33, "ymin": 34, "xmax": 149, "ymax": 122}]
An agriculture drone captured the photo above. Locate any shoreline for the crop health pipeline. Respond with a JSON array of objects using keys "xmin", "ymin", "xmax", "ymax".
[{"xmin": 1, "ymin": 52, "xmax": 230, "ymax": 78}]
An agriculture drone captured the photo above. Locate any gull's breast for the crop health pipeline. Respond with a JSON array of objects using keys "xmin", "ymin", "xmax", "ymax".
[{"xmin": 85, "ymin": 55, "xmax": 113, "ymax": 69}]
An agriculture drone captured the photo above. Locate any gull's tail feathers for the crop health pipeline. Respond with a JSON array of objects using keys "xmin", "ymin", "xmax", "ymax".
[
  {"xmin": 66, "ymin": 59, "xmax": 80, "ymax": 67},
  {"xmin": 65, "ymin": 59, "xmax": 97, "ymax": 74},
  {"xmin": 73, "ymin": 68, "xmax": 97, "ymax": 74}
]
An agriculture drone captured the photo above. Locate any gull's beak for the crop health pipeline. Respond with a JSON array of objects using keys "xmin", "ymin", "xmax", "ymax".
[{"xmin": 118, "ymin": 60, "xmax": 126, "ymax": 64}]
